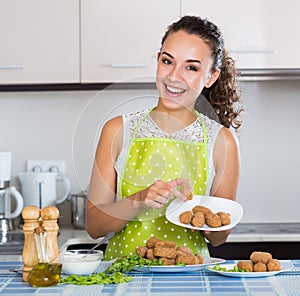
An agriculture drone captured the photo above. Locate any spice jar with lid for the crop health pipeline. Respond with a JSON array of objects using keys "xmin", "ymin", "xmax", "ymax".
[{"xmin": 27, "ymin": 226, "xmax": 62, "ymax": 287}]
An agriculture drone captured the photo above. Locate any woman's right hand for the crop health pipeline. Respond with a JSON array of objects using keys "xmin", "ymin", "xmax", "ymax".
[{"xmin": 131, "ymin": 178, "xmax": 191, "ymax": 209}]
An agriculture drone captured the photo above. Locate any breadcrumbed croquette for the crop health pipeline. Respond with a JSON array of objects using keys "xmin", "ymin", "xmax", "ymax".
[
  {"xmin": 161, "ymin": 258, "xmax": 176, "ymax": 265},
  {"xmin": 253, "ymin": 262, "xmax": 267, "ymax": 272},
  {"xmin": 176, "ymin": 246, "xmax": 193, "ymax": 256},
  {"xmin": 237, "ymin": 260, "xmax": 253, "ymax": 272},
  {"xmin": 179, "ymin": 211, "xmax": 193, "ymax": 224},
  {"xmin": 136, "ymin": 237, "xmax": 204, "ymax": 266},
  {"xmin": 187, "ymin": 192, "xmax": 193, "ymax": 200},
  {"xmin": 217, "ymin": 211, "xmax": 231, "ymax": 225},
  {"xmin": 179, "ymin": 206, "xmax": 232, "ymax": 229},
  {"xmin": 136, "ymin": 246, "xmax": 148, "ymax": 258},
  {"xmin": 250, "ymin": 251, "xmax": 272, "ymax": 264},
  {"xmin": 267, "ymin": 259, "xmax": 281, "ymax": 271},
  {"xmin": 146, "ymin": 248, "xmax": 155, "ymax": 260},
  {"xmin": 192, "ymin": 205, "xmax": 212, "ymax": 216},
  {"xmin": 191, "ymin": 211, "xmax": 205, "ymax": 227},
  {"xmin": 155, "ymin": 240, "xmax": 176, "ymax": 248},
  {"xmin": 205, "ymin": 213, "xmax": 222, "ymax": 228},
  {"xmin": 195, "ymin": 253, "xmax": 204, "ymax": 264},
  {"xmin": 181, "ymin": 181, "xmax": 193, "ymax": 200},
  {"xmin": 176, "ymin": 255, "xmax": 198, "ymax": 265},
  {"xmin": 146, "ymin": 237, "xmax": 161, "ymax": 249},
  {"xmin": 153, "ymin": 247, "xmax": 177, "ymax": 259}
]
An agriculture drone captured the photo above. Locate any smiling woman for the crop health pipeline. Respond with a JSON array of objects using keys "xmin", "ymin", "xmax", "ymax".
[
  {"xmin": 156, "ymin": 31, "xmax": 219, "ymax": 112},
  {"xmin": 86, "ymin": 15, "xmax": 243, "ymax": 260}
]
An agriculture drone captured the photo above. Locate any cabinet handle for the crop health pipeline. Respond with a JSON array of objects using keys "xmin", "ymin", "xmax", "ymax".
[
  {"xmin": 230, "ymin": 49, "xmax": 274, "ymax": 54},
  {"xmin": 0, "ymin": 65, "xmax": 24, "ymax": 69},
  {"xmin": 110, "ymin": 63, "xmax": 148, "ymax": 68}
]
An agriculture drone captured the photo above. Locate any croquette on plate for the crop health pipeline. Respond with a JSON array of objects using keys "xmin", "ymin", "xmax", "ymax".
[
  {"xmin": 136, "ymin": 237, "xmax": 204, "ymax": 266},
  {"xmin": 205, "ymin": 213, "xmax": 222, "ymax": 228},
  {"xmin": 146, "ymin": 236, "xmax": 161, "ymax": 249},
  {"xmin": 176, "ymin": 255, "xmax": 198, "ymax": 265},
  {"xmin": 250, "ymin": 251, "xmax": 272, "ymax": 264},
  {"xmin": 253, "ymin": 262, "xmax": 267, "ymax": 272},
  {"xmin": 176, "ymin": 246, "xmax": 193, "ymax": 256},
  {"xmin": 237, "ymin": 260, "xmax": 254, "ymax": 272},
  {"xmin": 191, "ymin": 211, "xmax": 205, "ymax": 227},
  {"xmin": 192, "ymin": 205, "xmax": 212, "ymax": 216},
  {"xmin": 267, "ymin": 259, "xmax": 281, "ymax": 271},
  {"xmin": 179, "ymin": 210, "xmax": 193, "ymax": 224},
  {"xmin": 136, "ymin": 246, "xmax": 148, "ymax": 258},
  {"xmin": 155, "ymin": 240, "xmax": 176, "ymax": 248},
  {"xmin": 217, "ymin": 212, "xmax": 231, "ymax": 225},
  {"xmin": 153, "ymin": 247, "xmax": 177, "ymax": 259}
]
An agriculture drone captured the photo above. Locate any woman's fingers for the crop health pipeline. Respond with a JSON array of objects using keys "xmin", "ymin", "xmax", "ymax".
[
  {"xmin": 138, "ymin": 178, "xmax": 193, "ymax": 209},
  {"xmin": 169, "ymin": 186, "xmax": 187, "ymax": 201},
  {"xmin": 167, "ymin": 178, "xmax": 192, "ymax": 201}
]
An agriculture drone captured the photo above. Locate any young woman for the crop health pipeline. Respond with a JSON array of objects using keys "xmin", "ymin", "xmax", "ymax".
[{"xmin": 86, "ymin": 15, "xmax": 243, "ymax": 260}]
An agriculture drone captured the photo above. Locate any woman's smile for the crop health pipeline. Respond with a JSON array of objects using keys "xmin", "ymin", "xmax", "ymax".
[{"xmin": 164, "ymin": 82, "xmax": 186, "ymax": 96}]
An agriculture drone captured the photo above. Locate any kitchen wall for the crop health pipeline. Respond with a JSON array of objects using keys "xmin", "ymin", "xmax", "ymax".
[{"xmin": 1, "ymin": 80, "xmax": 300, "ymax": 225}]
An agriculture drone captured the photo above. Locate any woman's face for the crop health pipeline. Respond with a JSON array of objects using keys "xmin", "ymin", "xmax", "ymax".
[{"xmin": 156, "ymin": 30, "xmax": 219, "ymax": 111}]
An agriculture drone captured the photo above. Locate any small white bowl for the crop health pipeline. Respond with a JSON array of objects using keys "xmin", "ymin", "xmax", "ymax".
[{"xmin": 61, "ymin": 249, "xmax": 103, "ymax": 275}]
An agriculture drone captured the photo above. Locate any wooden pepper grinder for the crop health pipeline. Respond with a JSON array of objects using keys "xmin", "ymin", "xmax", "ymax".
[
  {"xmin": 41, "ymin": 206, "xmax": 60, "ymax": 263},
  {"xmin": 22, "ymin": 206, "xmax": 41, "ymax": 282}
]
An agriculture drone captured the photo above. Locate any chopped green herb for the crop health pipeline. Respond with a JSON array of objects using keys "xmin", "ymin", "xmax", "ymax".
[
  {"xmin": 208, "ymin": 263, "xmax": 249, "ymax": 272},
  {"xmin": 60, "ymin": 272, "xmax": 132, "ymax": 285},
  {"xmin": 105, "ymin": 254, "xmax": 163, "ymax": 273}
]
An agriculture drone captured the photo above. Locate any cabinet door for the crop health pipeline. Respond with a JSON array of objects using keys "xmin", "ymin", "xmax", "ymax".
[
  {"xmin": 81, "ymin": 0, "xmax": 180, "ymax": 83},
  {"xmin": 0, "ymin": 0, "xmax": 80, "ymax": 84},
  {"xmin": 182, "ymin": 0, "xmax": 300, "ymax": 69}
]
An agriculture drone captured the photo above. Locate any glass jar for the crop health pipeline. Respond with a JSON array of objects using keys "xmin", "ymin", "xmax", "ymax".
[{"xmin": 27, "ymin": 226, "xmax": 62, "ymax": 287}]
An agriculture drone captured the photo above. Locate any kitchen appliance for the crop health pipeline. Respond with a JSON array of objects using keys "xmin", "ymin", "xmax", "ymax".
[
  {"xmin": 19, "ymin": 170, "xmax": 71, "ymax": 209},
  {"xmin": 0, "ymin": 152, "xmax": 24, "ymax": 232},
  {"xmin": 69, "ymin": 190, "xmax": 87, "ymax": 229}
]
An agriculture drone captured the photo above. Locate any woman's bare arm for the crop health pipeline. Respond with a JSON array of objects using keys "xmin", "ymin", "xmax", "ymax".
[
  {"xmin": 86, "ymin": 116, "xmax": 141, "ymax": 238},
  {"xmin": 86, "ymin": 116, "xmax": 188, "ymax": 238},
  {"xmin": 204, "ymin": 127, "xmax": 241, "ymax": 246}
]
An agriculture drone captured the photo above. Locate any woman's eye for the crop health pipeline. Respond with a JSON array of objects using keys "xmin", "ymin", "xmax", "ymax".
[
  {"xmin": 187, "ymin": 65, "xmax": 198, "ymax": 72},
  {"xmin": 162, "ymin": 58, "xmax": 172, "ymax": 65}
]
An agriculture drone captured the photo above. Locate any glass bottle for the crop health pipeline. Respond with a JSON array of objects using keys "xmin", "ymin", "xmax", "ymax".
[{"xmin": 27, "ymin": 226, "xmax": 62, "ymax": 287}]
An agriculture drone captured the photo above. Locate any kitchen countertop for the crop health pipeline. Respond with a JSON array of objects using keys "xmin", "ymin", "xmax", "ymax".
[
  {"xmin": 1, "ymin": 224, "xmax": 299, "ymax": 294},
  {"xmin": 0, "ymin": 258, "xmax": 299, "ymax": 295},
  {"xmin": 57, "ymin": 223, "xmax": 300, "ymax": 248},
  {"xmin": 228, "ymin": 223, "xmax": 300, "ymax": 242},
  {"xmin": 1, "ymin": 223, "xmax": 299, "ymax": 256}
]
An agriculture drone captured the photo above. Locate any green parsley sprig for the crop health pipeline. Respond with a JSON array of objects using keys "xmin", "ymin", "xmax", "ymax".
[
  {"xmin": 60, "ymin": 272, "xmax": 132, "ymax": 285},
  {"xmin": 208, "ymin": 263, "xmax": 249, "ymax": 272},
  {"xmin": 105, "ymin": 254, "xmax": 163, "ymax": 273}
]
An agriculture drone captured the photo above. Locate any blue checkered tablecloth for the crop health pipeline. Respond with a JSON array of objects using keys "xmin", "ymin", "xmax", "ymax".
[{"xmin": 1, "ymin": 260, "xmax": 300, "ymax": 295}]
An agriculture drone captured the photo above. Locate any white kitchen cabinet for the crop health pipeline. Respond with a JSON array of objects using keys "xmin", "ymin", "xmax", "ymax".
[
  {"xmin": 81, "ymin": 0, "xmax": 180, "ymax": 83},
  {"xmin": 181, "ymin": 0, "xmax": 300, "ymax": 70},
  {"xmin": 0, "ymin": 0, "xmax": 80, "ymax": 84}
]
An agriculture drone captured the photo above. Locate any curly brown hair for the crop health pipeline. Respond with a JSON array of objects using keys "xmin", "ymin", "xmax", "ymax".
[{"xmin": 161, "ymin": 15, "xmax": 243, "ymax": 131}]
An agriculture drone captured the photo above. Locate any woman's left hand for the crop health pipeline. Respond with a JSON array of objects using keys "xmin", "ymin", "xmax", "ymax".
[{"xmin": 203, "ymin": 229, "xmax": 231, "ymax": 246}]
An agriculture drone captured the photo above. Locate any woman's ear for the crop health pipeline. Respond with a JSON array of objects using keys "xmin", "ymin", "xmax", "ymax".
[{"xmin": 205, "ymin": 69, "xmax": 221, "ymax": 88}]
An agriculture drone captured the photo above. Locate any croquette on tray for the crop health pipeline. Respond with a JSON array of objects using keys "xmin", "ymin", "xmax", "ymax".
[{"xmin": 136, "ymin": 237, "xmax": 204, "ymax": 266}]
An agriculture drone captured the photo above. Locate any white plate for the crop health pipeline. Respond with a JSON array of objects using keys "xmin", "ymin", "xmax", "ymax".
[
  {"xmin": 166, "ymin": 195, "xmax": 243, "ymax": 231},
  {"xmin": 132, "ymin": 256, "xmax": 225, "ymax": 273},
  {"xmin": 206, "ymin": 263, "xmax": 292, "ymax": 278}
]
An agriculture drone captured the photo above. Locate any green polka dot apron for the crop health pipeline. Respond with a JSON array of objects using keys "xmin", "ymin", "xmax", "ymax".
[{"xmin": 105, "ymin": 110, "xmax": 210, "ymax": 260}]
